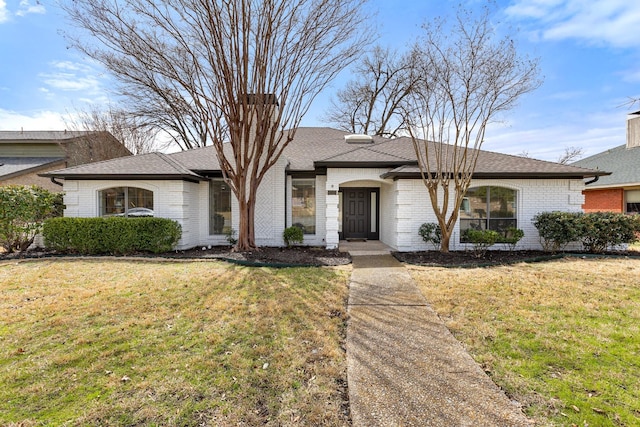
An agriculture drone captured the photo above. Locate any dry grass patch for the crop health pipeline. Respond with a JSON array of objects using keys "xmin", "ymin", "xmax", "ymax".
[
  {"xmin": 0, "ymin": 259, "xmax": 350, "ymax": 426},
  {"xmin": 409, "ymin": 258, "xmax": 640, "ymax": 427}
]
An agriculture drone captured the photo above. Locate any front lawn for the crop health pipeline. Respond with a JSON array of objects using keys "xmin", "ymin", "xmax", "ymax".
[
  {"xmin": 0, "ymin": 260, "xmax": 350, "ymax": 426},
  {"xmin": 409, "ymin": 258, "xmax": 640, "ymax": 427}
]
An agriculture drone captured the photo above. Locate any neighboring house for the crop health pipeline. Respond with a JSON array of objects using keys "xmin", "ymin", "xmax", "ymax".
[
  {"xmin": 0, "ymin": 130, "xmax": 131, "ymax": 192},
  {"xmin": 572, "ymin": 111, "xmax": 640, "ymax": 214},
  {"xmin": 41, "ymin": 127, "xmax": 605, "ymax": 251}
]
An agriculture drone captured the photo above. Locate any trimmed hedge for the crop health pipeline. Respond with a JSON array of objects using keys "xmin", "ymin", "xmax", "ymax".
[
  {"xmin": 533, "ymin": 211, "xmax": 640, "ymax": 253},
  {"xmin": 43, "ymin": 217, "xmax": 182, "ymax": 255}
]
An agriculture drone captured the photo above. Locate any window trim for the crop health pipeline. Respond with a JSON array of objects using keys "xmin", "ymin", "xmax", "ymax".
[
  {"xmin": 99, "ymin": 186, "xmax": 154, "ymax": 217},
  {"xmin": 459, "ymin": 186, "xmax": 518, "ymax": 242},
  {"xmin": 291, "ymin": 177, "xmax": 316, "ymax": 235}
]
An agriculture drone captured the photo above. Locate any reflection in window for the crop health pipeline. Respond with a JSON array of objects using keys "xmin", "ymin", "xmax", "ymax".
[
  {"xmin": 626, "ymin": 190, "xmax": 640, "ymax": 214},
  {"xmin": 292, "ymin": 178, "xmax": 316, "ymax": 234},
  {"xmin": 100, "ymin": 187, "xmax": 154, "ymax": 217},
  {"xmin": 459, "ymin": 186, "xmax": 517, "ymax": 241},
  {"xmin": 209, "ymin": 179, "xmax": 232, "ymax": 235}
]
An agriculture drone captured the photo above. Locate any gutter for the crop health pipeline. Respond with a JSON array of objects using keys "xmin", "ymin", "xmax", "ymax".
[
  {"xmin": 50, "ymin": 177, "xmax": 64, "ymax": 187},
  {"xmin": 584, "ymin": 175, "xmax": 599, "ymax": 186}
]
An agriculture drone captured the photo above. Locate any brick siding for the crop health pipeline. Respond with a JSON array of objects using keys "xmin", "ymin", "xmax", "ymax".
[{"xmin": 582, "ymin": 188, "xmax": 623, "ymax": 213}]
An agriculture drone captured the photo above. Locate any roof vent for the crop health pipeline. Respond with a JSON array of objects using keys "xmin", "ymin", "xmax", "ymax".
[{"xmin": 344, "ymin": 134, "xmax": 373, "ymax": 144}]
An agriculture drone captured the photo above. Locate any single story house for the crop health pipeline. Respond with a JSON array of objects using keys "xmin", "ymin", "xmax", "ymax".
[
  {"xmin": 41, "ymin": 127, "xmax": 605, "ymax": 251},
  {"xmin": 1, "ymin": 130, "xmax": 131, "ymax": 192},
  {"xmin": 572, "ymin": 111, "xmax": 640, "ymax": 214}
]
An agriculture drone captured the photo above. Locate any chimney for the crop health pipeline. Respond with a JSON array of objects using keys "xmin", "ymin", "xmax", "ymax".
[{"xmin": 627, "ymin": 110, "xmax": 640, "ymax": 149}]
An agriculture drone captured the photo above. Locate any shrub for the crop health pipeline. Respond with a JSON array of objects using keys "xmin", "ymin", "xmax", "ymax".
[
  {"xmin": 43, "ymin": 217, "xmax": 181, "ymax": 255},
  {"xmin": 498, "ymin": 227, "xmax": 524, "ymax": 251},
  {"xmin": 580, "ymin": 212, "xmax": 640, "ymax": 253},
  {"xmin": 463, "ymin": 228, "xmax": 500, "ymax": 258},
  {"xmin": 418, "ymin": 222, "xmax": 442, "ymax": 250},
  {"xmin": 283, "ymin": 226, "xmax": 304, "ymax": 247},
  {"xmin": 0, "ymin": 185, "xmax": 63, "ymax": 253},
  {"xmin": 532, "ymin": 211, "xmax": 583, "ymax": 252},
  {"xmin": 225, "ymin": 228, "xmax": 238, "ymax": 246}
]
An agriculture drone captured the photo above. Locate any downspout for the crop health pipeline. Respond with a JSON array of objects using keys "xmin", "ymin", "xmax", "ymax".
[
  {"xmin": 584, "ymin": 175, "xmax": 599, "ymax": 186},
  {"xmin": 50, "ymin": 177, "xmax": 64, "ymax": 187}
]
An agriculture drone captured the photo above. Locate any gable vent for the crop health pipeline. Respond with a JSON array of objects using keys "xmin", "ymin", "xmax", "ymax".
[{"xmin": 344, "ymin": 134, "xmax": 373, "ymax": 144}]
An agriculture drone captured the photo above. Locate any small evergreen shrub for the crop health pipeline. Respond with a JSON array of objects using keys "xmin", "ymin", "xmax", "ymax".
[
  {"xmin": 0, "ymin": 185, "xmax": 63, "ymax": 253},
  {"xmin": 463, "ymin": 228, "xmax": 500, "ymax": 258},
  {"xmin": 418, "ymin": 222, "xmax": 442, "ymax": 250},
  {"xmin": 43, "ymin": 217, "xmax": 181, "ymax": 255},
  {"xmin": 532, "ymin": 211, "xmax": 583, "ymax": 252},
  {"xmin": 283, "ymin": 226, "xmax": 304, "ymax": 247},
  {"xmin": 498, "ymin": 227, "xmax": 524, "ymax": 251},
  {"xmin": 580, "ymin": 212, "xmax": 640, "ymax": 253},
  {"xmin": 225, "ymin": 228, "xmax": 238, "ymax": 246}
]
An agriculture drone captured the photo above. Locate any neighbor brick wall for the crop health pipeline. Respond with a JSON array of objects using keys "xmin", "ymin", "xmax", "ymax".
[{"xmin": 582, "ymin": 188, "xmax": 623, "ymax": 213}]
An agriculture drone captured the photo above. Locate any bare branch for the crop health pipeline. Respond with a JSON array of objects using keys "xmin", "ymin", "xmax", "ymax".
[
  {"xmin": 61, "ymin": 0, "xmax": 373, "ymax": 249},
  {"xmin": 403, "ymin": 4, "xmax": 541, "ymax": 252},
  {"xmin": 557, "ymin": 146, "xmax": 584, "ymax": 164}
]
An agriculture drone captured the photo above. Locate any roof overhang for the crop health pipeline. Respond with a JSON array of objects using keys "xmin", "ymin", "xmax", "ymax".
[
  {"xmin": 380, "ymin": 170, "xmax": 612, "ymax": 180},
  {"xmin": 1, "ymin": 158, "xmax": 66, "ymax": 180},
  {"xmin": 38, "ymin": 172, "xmax": 206, "ymax": 183}
]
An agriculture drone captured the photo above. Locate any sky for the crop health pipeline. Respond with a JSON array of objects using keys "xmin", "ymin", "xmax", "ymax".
[{"xmin": 0, "ymin": 0, "xmax": 639, "ymax": 162}]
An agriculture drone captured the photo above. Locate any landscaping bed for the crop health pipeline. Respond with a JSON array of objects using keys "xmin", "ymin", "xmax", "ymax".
[{"xmin": 394, "ymin": 249, "xmax": 640, "ymax": 267}]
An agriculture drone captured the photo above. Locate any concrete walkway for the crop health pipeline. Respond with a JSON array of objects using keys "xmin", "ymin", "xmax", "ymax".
[{"xmin": 343, "ymin": 243, "xmax": 533, "ymax": 426}]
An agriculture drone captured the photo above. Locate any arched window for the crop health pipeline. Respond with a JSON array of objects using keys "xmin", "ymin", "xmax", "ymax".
[
  {"xmin": 459, "ymin": 186, "xmax": 517, "ymax": 241},
  {"xmin": 100, "ymin": 187, "xmax": 154, "ymax": 217}
]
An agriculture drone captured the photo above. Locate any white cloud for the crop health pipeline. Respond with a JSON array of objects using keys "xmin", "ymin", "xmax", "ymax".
[
  {"xmin": 0, "ymin": 0, "xmax": 9, "ymax": 23},
  {"xmin": 0, "ymin": 109, "xmax": 66, "ymax": 131},
  {"xmin": 506, "ymin": 0, "xmax": 640, "ymax": 49},
  {"xmin": 16, "ymin": 0, "xmax": 45, "ymax": 17},
  {"xmin": 484, "ymin": 109, "xmax": 626, "ymax": 161},
  {"xmin": 39, "ymin": 60, "xmax": 107, "ymax": 96}
]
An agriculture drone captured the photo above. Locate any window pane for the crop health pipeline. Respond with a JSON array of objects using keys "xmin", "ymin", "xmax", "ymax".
[
  {"xmin": 100, "ymin": 187, "xmax": 153, "ymax": 217},
  {"xmin": 370, "ymin": 191, "xmax": 377, "ymax": 233},
  {"xmin": 292, "ymin": 178, "xmax": 315, "ymax": 234},
  {"xmin": 101, "ymin": 187, "xmax": 125, "ymax": 216},
  {"xmin": 210, "ymin": 179, "xmax": 232, "ymax": 235},
  {"xmin": 127, "ymin": 187, "xmax": 154, "ymax": 210},
  {"xmin": 460, "ymin": 187, "xmax": 487, "ymax": 219},
  {"xmin": 489, "ymin": 186, "xmax": 516, "ymax": 218}
]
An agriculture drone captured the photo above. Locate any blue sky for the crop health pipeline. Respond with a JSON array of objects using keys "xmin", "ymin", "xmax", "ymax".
[{"xmin": 0, "ymin": 0, "xmax": 639, "ymax": 161}]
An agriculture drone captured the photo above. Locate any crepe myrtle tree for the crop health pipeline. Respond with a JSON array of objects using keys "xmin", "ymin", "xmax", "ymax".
[
  {"xmin": 62, "ymin": 0, "xmax": 372, "ymax": 250},
  {"xmin": 403, "ymin": 5, "xmax": 541, "ymax": 253}
]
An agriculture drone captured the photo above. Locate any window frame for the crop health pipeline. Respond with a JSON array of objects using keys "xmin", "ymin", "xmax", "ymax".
[
  {"xmin": 209, "ymin": 178, "xmax": 232, "ymax": 235},
  {"xmin": 291, "ymin": 177, "xmax": 316, "ymax": 235},
  {"xmin": 459, "ymin": 186, "xmax": 517, "ymax": 242},
  {"xmin": 99, "ymin": 186, "xmax": 154, "ymax": 217}
]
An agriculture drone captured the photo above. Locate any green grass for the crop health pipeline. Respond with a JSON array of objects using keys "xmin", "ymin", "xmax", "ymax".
[
  {"xmin": 409, "ymin": 258, "xmax": 640, "ymax": 427},
  {"xmin": 0, "ymin": 260, "xmax": 351, "ymax": 426}
]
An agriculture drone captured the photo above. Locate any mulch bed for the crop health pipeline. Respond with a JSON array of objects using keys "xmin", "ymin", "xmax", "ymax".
[
  {"xmin": 4, "ymin": 246, "xmax": 640, "ymax": 267},
  {"xmin": 394, "ymin": 249, "xmax": 640, "ymax": 267}
]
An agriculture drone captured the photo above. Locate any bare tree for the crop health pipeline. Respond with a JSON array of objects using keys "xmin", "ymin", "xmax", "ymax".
[
  {"xmin": 65, "ymin": 104, "xmax": 160, "ymax": 155},
  {"xmin": 557, "ymin": 146, "xmax": 584, "ymax": 164},
  {"xmin": 404, "ymin": 5, "xmax": 541, "ymax": 253},
  {"xmin": 325, "ymin": 45, "xmax": 418, "ymax": 137},
  {"xmin": 62, "ymin": 0, "xmax": 371, "ymax": 250}
]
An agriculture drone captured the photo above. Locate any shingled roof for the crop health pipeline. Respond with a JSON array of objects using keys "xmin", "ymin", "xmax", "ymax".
[
  {"xmin": 41, "ymin": 127, "xmax": 606, "ymax": 180},
  {"xmin": 0, "ymin": 157, "xmax": 66, "ymax": 180},
  {"xmin": 572, "ymin": 144, "xmax": 640, "ymax": 188}
]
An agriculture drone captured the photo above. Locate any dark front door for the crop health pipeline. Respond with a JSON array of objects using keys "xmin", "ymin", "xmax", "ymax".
[{"xmin": 342, "ymin": 188, "xmax": 379, "ymax": 240}]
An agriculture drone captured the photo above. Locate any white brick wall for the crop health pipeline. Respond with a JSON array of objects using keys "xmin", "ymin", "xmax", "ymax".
[{"xmin": 61, "ymin": 170, "xmax": 586, "ymax": 252}]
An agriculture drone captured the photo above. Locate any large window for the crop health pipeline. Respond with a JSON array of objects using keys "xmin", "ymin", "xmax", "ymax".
[
  {"xmin": 459, "ymin": 186, "xmax": 517, "ymax": 241},
  {"xmin": 209, "ymin": 179, "xmax": 232, "ymax": 235},
  {"xmin": 292, "ymin": 178, "xmax": 316, "ymax": 234},
  {"xmin": 100, "ymin": 187, "xmax": 154, "ymax": 217},
  {"xmin": 626, "ymin": 190, "xmax": 640, "ymax": 214}
]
